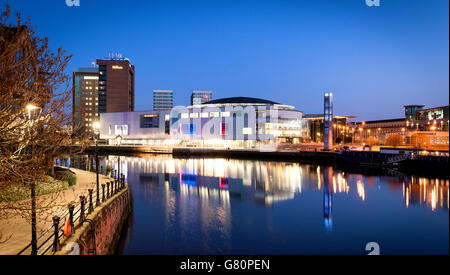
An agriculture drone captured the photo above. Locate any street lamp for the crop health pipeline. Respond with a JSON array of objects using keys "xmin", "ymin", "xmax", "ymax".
[
  {"xmin": 26, "ymin": 104, "xmax": 39, "ymax": 119},
  {"xmin": 92, "ymin": 121, "xmax": 101, "ymax": 206},
  {"xmin": 116, "ymin": 135, "xmax": 122, "ymax": 181},
  {"xmin": 26, "ymin": 103, "xmax": 40, "ymax": 255}
]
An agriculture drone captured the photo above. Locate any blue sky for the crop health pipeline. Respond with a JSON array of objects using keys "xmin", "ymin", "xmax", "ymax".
[{"xmin": 4, "ymin": 0, "xmax": 449, "ymax": 121}]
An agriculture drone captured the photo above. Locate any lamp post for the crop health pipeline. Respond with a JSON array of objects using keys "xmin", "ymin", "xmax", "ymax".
[
  {"xmin": 116, "ymin": 135, "xmax": 122, "ymax": 181},
  {"xmin": 401, "ymin": 127, "xmax": 406, "ymax": 145},
  {"xmin": 93, "ymin": 122, "xmax": 101, "ymax": 206},
  {"xmin": 26, "ymin": 104, "xmax": 40, "ymax": 255}
]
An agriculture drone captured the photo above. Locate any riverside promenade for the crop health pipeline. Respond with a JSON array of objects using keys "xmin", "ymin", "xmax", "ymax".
[{"xmin": 0, "ymin": 168, "xmax": 113, "ymax": 255}]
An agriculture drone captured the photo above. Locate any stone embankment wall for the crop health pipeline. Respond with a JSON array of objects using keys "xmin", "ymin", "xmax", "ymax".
[{"xmin": 55, "ymin": 187, "xmax": 131, "ymax": 255}]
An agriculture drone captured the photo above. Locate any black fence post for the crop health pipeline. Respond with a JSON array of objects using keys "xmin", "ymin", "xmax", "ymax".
[
  {"xmin": 107, "ymin": 182, "xmax": 110, "ymax": 198},
  {"xmin": 88, "ymin": 189, "xmax": 94, "ymax": 213},
  {"xmin": 102, "ymin": 184, "xmax": 106, "ymax": 202},
  {"xmin": 68, "ymin": 204, "xmax": 75, "ymax": 235},
  {"xmin": 52, "ymin": 216, "xmax": 60, "ymax": 252},
  {"xmin": 79, "ymin": 196, "xmax": 86, "ymax": 223}
]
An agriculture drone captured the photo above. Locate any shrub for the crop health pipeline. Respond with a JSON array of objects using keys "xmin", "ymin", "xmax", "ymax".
[
  {"xmin": 365, "ymin": 136, "xmax": 379, "ymax": 146},
  {"xmin": 0, "ymin": 176, "xmax": 69, "ymax": 202},
  {"xmin": 54, "ymin": 168, "xmax": 77, "ymax": 186}
]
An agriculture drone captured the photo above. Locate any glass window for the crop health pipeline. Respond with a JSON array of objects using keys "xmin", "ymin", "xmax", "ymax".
[{"xmin": 140, "ymin": 114, "xmax": 159, "ymax": 128}]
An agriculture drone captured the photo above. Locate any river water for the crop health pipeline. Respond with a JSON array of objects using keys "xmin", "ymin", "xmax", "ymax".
[{"xmin": 69, "ymin": 154, "xmax": 449, "ymax": 255}]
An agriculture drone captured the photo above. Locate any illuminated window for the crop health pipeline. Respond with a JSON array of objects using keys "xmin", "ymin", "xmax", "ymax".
[
  {"xmin": 221, "ymin": 112, "xmax": 230, "ymax": 117},
  {"xmin": 210, "ymin": 112, "xmax": 219, "ymax": 118},
  {"xmin": 140, "ymin": 114, "xmax": 159, "ymax": 128},
  {"xmin": 181, "ymin": 113, "xmax": 189, "ymax": 119},
  {"xmin": 200, "ymin": 112, "xmax": 209, "ymax": 118},
  {"xmin": 190, "ymin": 113, "xmax": 199, "ymax": 118}
]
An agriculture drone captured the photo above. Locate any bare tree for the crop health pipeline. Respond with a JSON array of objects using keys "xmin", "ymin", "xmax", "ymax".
[
  {"xmin": 0, "ymin": 4, "xmax": 88, "ymax": 247},
  {"xmin": 385, "ymin": 134, "xmax": 403, "ymax": 148}
]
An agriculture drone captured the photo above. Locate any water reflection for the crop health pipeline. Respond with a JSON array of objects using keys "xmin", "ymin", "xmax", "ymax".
[
  {"xmin": 61, "ymin": 155, "xmax": 450, "ymax": 215},
  {"xmin": 101, "ymin": 155, "xmax": 449, "ymax": 217},
  {"xmin": 323, "ymin": 167, "xmax": 333, "ymax": 230},
  {"xmin": 61, "ymin": 154, "xmax": 450, "ymax": 214},
  {"xmin": 59, "ymin": 155, "xmax": 448, "ymax": 254},
  {"xmin": 404, "ymin": 177, "xmax": 449, "ymax": 211}
]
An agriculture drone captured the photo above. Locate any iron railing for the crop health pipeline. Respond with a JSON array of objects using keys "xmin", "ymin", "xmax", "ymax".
[{"xmin": 17, "ymin": 168, "xmax": 126, "ymax": 255}]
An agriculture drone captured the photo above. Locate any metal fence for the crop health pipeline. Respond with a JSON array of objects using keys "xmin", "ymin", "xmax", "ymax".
[{"xmin": 17, "ymin": 169, "xmax": 126, "ymax": 255}]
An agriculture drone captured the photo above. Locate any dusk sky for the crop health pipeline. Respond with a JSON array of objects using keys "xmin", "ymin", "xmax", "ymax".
[{"xmin": 6, "ymin": 0, "xmax": 449, "ymax": 121}]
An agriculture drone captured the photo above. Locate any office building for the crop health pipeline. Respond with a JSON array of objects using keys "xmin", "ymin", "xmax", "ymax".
[
  {"xmin": 354, "ymin": 105, "xmax": 449, "ymax": 147},
  {"xmin": 96, "ymin": 58, "xmax": 135, "ymax": 113},
  {"xmin": 303, "ymin": 114, "xmax": 356, "ymax": 143},
  {"xmin": 191, "ymin": 91, "xmax": 212, "ymax": 105},
  {"xmin": 99, "ymin": 110, "xmax": 171, "ymax": 146},
  {"xmin": 355, "ymin": 118, "xmax": 406, "ymax": 144},
  {"xmin": 100, "ymin": 96, "xmax": 308, "ymax": 147},
  {"xmin": 153, "ymin": 90, "xmax": 173, "ymax": 110},
  {"xmin": 72, "ymin": 67, "xmax": 100, "ymax": 135},
  {"xmin": 405, "ymin": 105, "xmax": 449, "ymax": 132}
]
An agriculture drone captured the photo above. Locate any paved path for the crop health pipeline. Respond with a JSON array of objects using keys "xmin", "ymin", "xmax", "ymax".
[{"xmin": 0, "ymin": 168, "xmax": 113, "ymax": 255}]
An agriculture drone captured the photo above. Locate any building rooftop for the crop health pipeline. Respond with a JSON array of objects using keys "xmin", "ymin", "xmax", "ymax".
[
  {"xmin": 417, "ymin": 105, "xmax": 449, "ymax": 112},
  {"xmin": 356, "ymin": 118, "xmax": 405, "ymax": 124},
  {"xmin": 404, "ymin": 105, "xmax": 425, "ymax": 108},
  {"xmin": 303, "ymin": 114, "xmax": 356, "ymax": 119},
  {"xmin": 203, "ymin": 97, "xmax": 280, "ymax": 105}
]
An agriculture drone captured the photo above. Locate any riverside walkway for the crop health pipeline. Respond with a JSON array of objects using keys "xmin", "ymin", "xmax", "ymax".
[{"xmin": 0, "ymin": 168, "xmax": 113, "ymax": 255}]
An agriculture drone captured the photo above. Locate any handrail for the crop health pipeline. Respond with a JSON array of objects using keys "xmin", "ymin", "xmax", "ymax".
[{"xmin": 17, "ymin": 165, "xmax": 126, "ymax": 255}]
